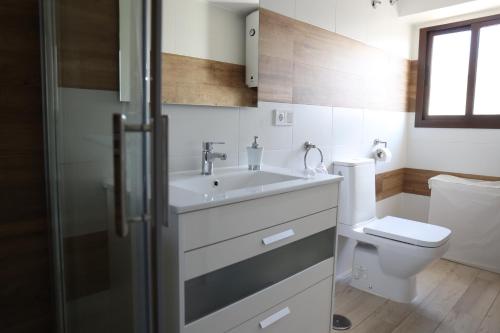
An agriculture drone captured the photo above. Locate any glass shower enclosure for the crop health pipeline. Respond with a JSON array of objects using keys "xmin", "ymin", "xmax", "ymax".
[{"xmin": 40, "ymin": 0, "xmax": 167, "ymax": 332}]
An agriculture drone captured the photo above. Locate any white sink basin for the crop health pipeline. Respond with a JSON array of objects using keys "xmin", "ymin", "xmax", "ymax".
[
  {"xmin": 169, "ymin": 166, "xmax": 343, "ymax": 213},
  {"xmin": 171, "ymin": 170, "xmax": 303, "ymax": 195}
]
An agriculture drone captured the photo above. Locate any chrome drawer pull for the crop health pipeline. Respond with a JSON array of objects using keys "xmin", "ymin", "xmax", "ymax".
[
  {"xmin": 262, "ymin": 229, "xmax": 295, "ymax": 246},
  {"xmin": 259, "ymin": 307, "xmax": 291, "ymax": 329}
]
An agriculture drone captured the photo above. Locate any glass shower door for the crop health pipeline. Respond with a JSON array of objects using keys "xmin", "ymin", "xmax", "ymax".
[{"xmin": 40, "ymin": 0, "xmax": 165, "ymax": 332}]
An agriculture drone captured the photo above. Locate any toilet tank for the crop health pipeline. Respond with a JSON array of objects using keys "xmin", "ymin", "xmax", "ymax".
[{"xmin": 333, "ymin": 158, "xmax": 376, "ymax": 225}]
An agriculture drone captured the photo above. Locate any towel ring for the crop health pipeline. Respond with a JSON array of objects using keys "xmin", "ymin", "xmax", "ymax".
[{"xmin": 304, "ymin": 141, "xmax": 324, "ymax": 169}]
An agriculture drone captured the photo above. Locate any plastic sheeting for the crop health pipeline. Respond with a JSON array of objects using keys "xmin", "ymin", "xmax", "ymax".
[{"xmin": 428, "ymin": 175, "xmax": 500, "ymax": 273}]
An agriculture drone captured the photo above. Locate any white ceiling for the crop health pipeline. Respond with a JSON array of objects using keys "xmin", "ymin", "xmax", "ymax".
[
  {"xmin": 397, "ymin": 0, "xmax": 500, "ymax": 23},
  {"xmin": 207, "ymin": 0, "xmax": 259, "ymax": 15}
]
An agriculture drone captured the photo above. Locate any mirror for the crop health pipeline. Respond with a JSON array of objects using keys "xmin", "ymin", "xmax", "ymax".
[{"xmin": 161, "ymin": 0, "xmax": 259, "ymax": 107}]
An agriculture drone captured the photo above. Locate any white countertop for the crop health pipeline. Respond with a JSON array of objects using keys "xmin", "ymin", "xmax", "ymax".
[{"xmin": 169, "ymin": 166, "xmax": 343, "ymax": 214}]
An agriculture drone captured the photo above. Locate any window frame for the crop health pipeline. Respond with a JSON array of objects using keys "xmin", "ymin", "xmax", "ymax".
[{"xmin": 416, "ymin": 14, "xmax": 500, "ymax": 128}]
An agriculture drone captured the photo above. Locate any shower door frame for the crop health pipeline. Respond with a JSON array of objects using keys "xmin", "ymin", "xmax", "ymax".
[{"xmin": 39, "ymin": 0, "xmax": 166, "ymax": 331}]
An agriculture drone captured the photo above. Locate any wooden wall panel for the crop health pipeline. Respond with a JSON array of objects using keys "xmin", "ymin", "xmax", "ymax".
[
  {"xmin": 0, "ymin": 1, "xmax": 51, "ymax": 332},
  {"xmin": 162, "ymin": 53, "xmax": 257, "ymax": 107},
  {"xmin": 64, "ymin": 231, "xmax": 110, "ymax": 301},
  {"xmin": 258, "ymin": 9, "xmax": 294, "ymax": 104},
  {"xmin": 57, "ymin": 0, "xmax": 119, "ymax": 90},
  {"xmin": 407, "ymin": 60, "xmax": 418, "ymax": 113},
  {"xmin": 403, "ymin": 168, "xmax": 500, "ymax": 197},
  {"xmin": 376, "ymin": 169, "xmax": 405, "ymax": 201},
  {"xmin": 375, "ymin": 168, "xmax": 500, "ymax": 200},
  {"xmin": 259, "ymin": 9, "xmax": 411, "ymax": 112}
]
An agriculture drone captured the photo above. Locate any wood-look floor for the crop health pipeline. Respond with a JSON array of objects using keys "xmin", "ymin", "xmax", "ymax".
[{"xmin": 334, "ymin": 259, "xmax": 500, "ymax": 333}]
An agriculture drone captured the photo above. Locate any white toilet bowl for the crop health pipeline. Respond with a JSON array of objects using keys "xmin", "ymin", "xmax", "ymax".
[
  {"xmin": 333, "ymin": 158, "xmax": 451, "ymax": 303},
  {"xmin": 339, "ymin": 216, "xmax": 450, "ymax": 302}
]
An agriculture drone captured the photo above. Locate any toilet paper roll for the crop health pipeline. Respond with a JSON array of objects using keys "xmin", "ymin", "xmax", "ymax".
[{"xmin": 373, "ymin": 146, "xmax": 392, "ymax": 163}]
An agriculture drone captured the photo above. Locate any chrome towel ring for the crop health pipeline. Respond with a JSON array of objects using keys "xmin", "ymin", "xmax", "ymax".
[{"xmin": 304, "ymin": 141, "xmax": 324, "ymax": 169}]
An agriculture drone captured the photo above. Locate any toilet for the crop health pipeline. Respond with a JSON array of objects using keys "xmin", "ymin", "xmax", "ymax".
[{"xmin": 333, "ymin": 158, "xmax": 451, "ymax": 303}]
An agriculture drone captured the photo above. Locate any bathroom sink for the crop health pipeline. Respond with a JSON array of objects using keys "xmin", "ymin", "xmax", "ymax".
[
  {"xmin": 171, "ymin": 170, "xmax": 303, "ymax": 195},
  {"xmin": 169, "ymin": 167, "xmax": 343, "ymax": 213}
]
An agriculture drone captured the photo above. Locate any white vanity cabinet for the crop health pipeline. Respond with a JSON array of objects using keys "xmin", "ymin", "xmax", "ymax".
[{"xmin": 163, "ymin": 170, "xmax": 341, "ymax": 333}]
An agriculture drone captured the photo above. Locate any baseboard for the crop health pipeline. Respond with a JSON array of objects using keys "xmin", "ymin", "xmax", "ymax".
[{"xmin": 335, "ymin": 269, "xmax": 352, "ymax": 282}]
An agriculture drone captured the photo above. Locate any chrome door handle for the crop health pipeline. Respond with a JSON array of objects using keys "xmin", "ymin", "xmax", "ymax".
[{"xmin": 112, "ymin": 113, "xmax": 151, "ymax": 237}]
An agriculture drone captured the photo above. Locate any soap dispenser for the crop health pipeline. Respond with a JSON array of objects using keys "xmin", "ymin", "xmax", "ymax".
[{"xmin": 247, "ymin": 136, "xmax": 263, "ymax": 170}]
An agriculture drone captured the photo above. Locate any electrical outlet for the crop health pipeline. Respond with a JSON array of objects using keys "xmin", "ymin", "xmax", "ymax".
[{"xmin": 273, "ymin": 110, "xmax": 294, "ymax": 126}]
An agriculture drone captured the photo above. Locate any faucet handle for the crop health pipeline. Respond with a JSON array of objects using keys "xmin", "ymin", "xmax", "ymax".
[{"xmin": 202, "ymin": 141, "xmax": 225, "ymax": 150}]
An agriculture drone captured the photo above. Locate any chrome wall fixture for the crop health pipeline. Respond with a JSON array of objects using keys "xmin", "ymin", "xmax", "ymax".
[
  {"xmin": 303, "ymin": 141, "xmax": 324, "ymax": 169},
  {"xmin": 372, "ymin": 0, "xmax": 398, "ymax": 9},
  {"xmin": 372, "ymin": 0, "xmax": 382, "ymax": 8},
  {"xmin": 373, "ymin": 138, "xmax": 388, "ymax": 148}
]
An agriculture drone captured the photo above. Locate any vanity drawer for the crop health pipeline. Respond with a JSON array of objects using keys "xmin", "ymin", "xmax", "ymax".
[
  {"xmin": 184, "ymin": 208, "xmax": 337, "ymax": 280},
  {"xmin": 183, "ymin": 258, "xmax": 334, "ymax": 333},
  {"xmin": 228, "ymin": 276, "xmax": 333, "ymax": 333},
  {"xmin": 179, "ymin": 183, "xmax": 339, "ymax": 251}
]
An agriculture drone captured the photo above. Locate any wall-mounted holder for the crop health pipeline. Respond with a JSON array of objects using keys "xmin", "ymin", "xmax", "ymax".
[
  {"xmin": 304, "ymin": 141, "xmax": 324, "ymax": 169},
  {"xmin": 373, "ymin": 139, "xmax": 388, "ymax": 148},
  {"xmin": 372, "ymin": 139, "xmax": 392, "ymax": 163},
  {"xmin": 372, "ymin": 0, "xmax": 382, "ymax": 9}
]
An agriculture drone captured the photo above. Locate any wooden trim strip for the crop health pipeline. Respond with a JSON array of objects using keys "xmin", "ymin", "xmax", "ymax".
[
  {"xmin": 403, "ymin": 168, "xmax": 500, "ymax": 197},
  {"xmin": 376, "ymin": 168, "xmax": 500, "ymax": 200},
  {"xmin": 376, "ymin": 169, "xmax": 405, "ymax": 201},
  {"xmin": 162, "ymin": 53, "xmax": 257, "ymax": 107}
]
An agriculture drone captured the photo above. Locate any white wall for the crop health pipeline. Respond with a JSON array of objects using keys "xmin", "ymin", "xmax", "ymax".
[
  {"xmin": 404, "ymin": 115, "xmax": 500, "ymax": 224},
  {"xmin": 163, "ymin": 0, "xmax": 246, "ymax": 64},
  {"xmin": 398, "ymin": 0, "xmax": 475, "ymax": 16},
  {"xmin": 407, "ymin": 117, "xmax": 500, "ymax": 177},
  {"xmin": 402, "ymin": 7, "xmax": 500, "ymax": 224},
  {"xmin": 261, "ymin": 0, "xmax": 412, "ymax": 59},
  {"xmin": 163, "ymin": 103, "xmax": 410, "ymax": 177},
  {"xmin": 163, "ymin": 0, "xmax": 414, "ymax": 223},
  {"xmin": 59, "ymin": 88, "xmax": 148, "ymax": 238}
]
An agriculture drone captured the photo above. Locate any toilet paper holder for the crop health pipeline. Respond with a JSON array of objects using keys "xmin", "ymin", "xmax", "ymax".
[{"xmin": 373, "ymin": 139, "xmax": 388, "ymax": 148}]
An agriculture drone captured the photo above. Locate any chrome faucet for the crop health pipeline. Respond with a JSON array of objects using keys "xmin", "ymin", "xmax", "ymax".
[{"xmin": 201, "ymin": 142, "xmax": 227, "ymax": 175}]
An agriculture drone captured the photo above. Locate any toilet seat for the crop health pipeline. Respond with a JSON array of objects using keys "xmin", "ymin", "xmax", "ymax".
[{"xmin": 363, "ymin": 216, "xmax": 451, "ymax": 248}]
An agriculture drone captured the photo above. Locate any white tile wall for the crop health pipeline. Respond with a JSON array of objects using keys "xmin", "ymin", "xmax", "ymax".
[
  {"xmin": 164, "ymin": 104, "xmax": 240, "ymax": 171},
  {"xmin": 60, "ymin": 88, "xmax": 146, "ymax": 237},
  {"xmin": 332, "ymin": 107, "xmax": 365, "ymax": 160},
  {"xmin": 295, "ymin": 0, "xmax": 336, "ymax": 32},
  {"xmin": 60, "ymin": 162, "xmax": 109, "ymax": 237},
  {"xmin": 399, "ymin": 193, "xmax": 431, "ymax": 222},
  {"xmin": 407, "ymin": 115, "xmax": 500, "ymax": 177},
  {"xmin": 403, "ymin": 114, "xmax": 500, "ymax": 225},
  {"xmin": 162, "ymin": 0, "xmax": 246, "ymax": 64},
  {"xmin": 239, "ymin": 102, "xmax": 293, "ymax": 151},
  {"xmin": 164, "ymin": 102, "xmax": 409, "ymax": 175}
]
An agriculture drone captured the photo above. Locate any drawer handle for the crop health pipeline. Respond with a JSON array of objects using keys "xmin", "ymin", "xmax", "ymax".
[
  {"xmin": 259, "ymin": 307, "xmax": 291, "ymax": 329},
  {"xmin": 262, "ymin": 229, "xmax": 295, "ymax": 246}
]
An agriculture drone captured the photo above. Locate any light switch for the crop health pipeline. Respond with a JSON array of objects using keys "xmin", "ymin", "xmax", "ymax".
[{"xmin": 273, "ymin": 109, "xmax": 294, "ymax": 126}]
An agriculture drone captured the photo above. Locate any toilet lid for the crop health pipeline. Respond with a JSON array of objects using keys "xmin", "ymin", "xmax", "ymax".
[{"xmin": 363, "ymin": 216, "xmax": 451, "ymax": 248}]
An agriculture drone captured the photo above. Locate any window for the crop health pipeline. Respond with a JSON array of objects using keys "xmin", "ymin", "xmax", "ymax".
[{"xmin": 416, "ymin": 15, "xmax": 500, "ymax": 128}]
